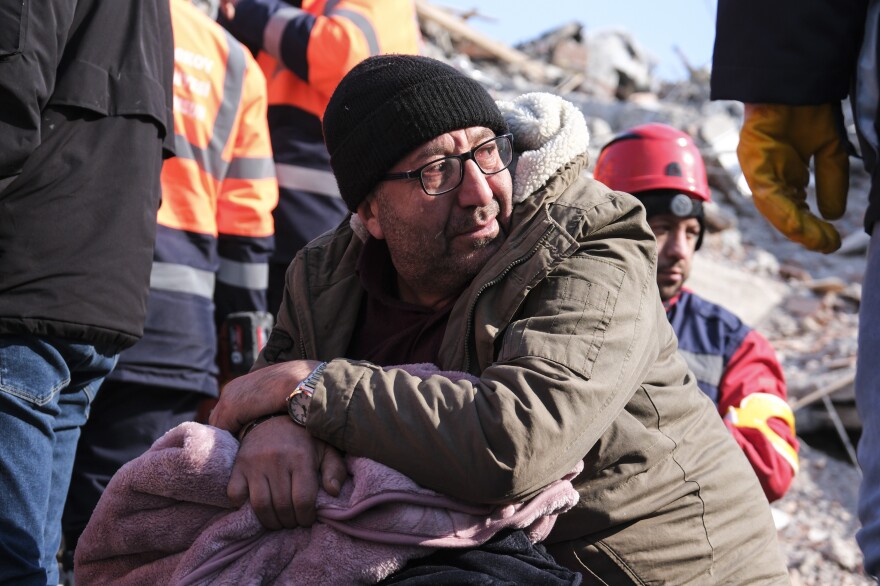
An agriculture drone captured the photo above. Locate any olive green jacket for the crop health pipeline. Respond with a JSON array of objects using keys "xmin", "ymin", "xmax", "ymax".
[{"xmin": 256, "ymin": 93, "xmax": 788, "ymax": 583}]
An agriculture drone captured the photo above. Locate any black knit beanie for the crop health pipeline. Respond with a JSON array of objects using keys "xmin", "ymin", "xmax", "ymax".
[{"xmin": 323, "ymin": 54, "xmax": 509, "ymax": 212}]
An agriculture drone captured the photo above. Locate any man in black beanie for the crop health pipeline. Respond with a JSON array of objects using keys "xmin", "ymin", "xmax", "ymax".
[{"xmin": 211, "ymin": 55, "xmax": 789, "ymax": 583}]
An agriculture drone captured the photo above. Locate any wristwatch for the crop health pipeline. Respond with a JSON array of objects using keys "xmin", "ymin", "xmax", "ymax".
[{"xmin": 287, "ymin": 361, "xmax": 327, "ymax": 426}]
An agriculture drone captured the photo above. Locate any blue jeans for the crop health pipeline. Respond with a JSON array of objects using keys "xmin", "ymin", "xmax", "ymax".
[
  {"xmin": 858, "ymin": 224, "xmax": 880, "ymax": 579},
  {"xmin": 0, "ymin": 334, "xmax": 117, "ymax": 586}
]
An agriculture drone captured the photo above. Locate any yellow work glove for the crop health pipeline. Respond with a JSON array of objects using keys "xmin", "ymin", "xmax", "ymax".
[{"xmin": 737, "ymin": 103, "xmax": 850, "ymax": 254}]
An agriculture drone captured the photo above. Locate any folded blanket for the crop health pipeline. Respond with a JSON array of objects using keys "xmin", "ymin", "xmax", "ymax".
[{"xmin": 75, "ymin": 366, "xmax": 582, "ymax": 585}]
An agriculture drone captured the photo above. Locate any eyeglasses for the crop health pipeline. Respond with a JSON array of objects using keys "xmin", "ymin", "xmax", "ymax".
[{"xmin": 381, "ymin": 133, "xmax": 513, "ymax": 196}]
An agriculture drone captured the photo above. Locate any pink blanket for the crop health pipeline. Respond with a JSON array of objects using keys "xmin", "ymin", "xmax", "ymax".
[{"xmin": 75, "ymin": 376, "xmax": 581, "ymax": 584}]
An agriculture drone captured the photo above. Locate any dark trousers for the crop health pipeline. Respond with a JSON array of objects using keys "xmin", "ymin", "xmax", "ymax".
[{"xmin": 61, "ymin": 380, "xmax": 202, "ymax": 554}]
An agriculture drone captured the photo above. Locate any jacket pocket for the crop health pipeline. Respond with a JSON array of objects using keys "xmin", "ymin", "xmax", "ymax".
[
  {"xmin": 260, "ymin": 329, "xmax": 297, "ymax": 364},
  {"xmin": 498, "ymin": 257, "xmax": 623, "ymax": 380},
  {"xmin": 0, "ymin": 0, "xmax": 27, "ymax": 57}
]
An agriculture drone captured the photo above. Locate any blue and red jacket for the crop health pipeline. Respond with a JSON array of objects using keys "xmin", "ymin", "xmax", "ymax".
[
  {"xmin": 109, "ymin": 0, "xmax": 278, "ymax": 398},
  {"xmin": 666, "ymin": 288, "xmax": 799, "ymax": 502}
]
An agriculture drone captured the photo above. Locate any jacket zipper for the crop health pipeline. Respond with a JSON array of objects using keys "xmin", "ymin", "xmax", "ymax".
[{"xmin": 463, "ymin": 228, "xmax": 553, "ymax": 371}]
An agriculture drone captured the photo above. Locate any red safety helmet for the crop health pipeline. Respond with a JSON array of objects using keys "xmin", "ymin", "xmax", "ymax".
[
  {"xmin": 595, "ymin": 123, "xmax": 711, "ymax": 249},
  {"xmin": 594, "ymin": 123, "xmax": 710, "ymax": 202}
]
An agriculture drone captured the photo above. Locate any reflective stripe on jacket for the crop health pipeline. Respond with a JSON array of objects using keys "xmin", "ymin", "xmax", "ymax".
[
  {"xmin": 220, "ymin": 0, "xmax": 421, "ymax": 263},
  {"xmin": 666, "ymin": 288, "xmax": 798, "ymax": 501},
  {"xmin": 111, "ymin": 0, "xmax": 278, "ymax": 395}
]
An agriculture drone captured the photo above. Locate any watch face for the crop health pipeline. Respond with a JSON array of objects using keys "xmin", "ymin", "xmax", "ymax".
[{"xmin": 287, "ymin": 392, "xmax": 309, "ymax": 426}]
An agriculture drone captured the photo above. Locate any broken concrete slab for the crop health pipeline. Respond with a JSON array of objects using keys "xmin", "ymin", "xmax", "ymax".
[{"xmin": 688, "ymin": 253, "xmax": 789, "ymax": 328}]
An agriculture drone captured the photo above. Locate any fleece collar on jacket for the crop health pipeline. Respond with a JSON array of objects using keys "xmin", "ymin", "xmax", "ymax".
[
  {"xmin": 498, "ymin": 92, "xmax": 590, "ymax": 203},
  {"xmin": 350, "ymin": 92, "xmax": 590, "ymax": 240}
]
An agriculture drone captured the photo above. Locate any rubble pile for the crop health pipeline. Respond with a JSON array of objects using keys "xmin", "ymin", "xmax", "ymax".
[
  {"xmin": 776, "ymin": 443, "xmax": 869, "ymax": 585},
  {"xmin": 416, "ymin": 2, "xmax": 873, "ymax": 582}
]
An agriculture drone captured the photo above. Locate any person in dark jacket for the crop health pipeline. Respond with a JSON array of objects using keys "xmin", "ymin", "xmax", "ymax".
[
  {"xmin": 0, "ymin": 0, "xmax": 174, "ymax": 583},
  {"xmin": 59, "ymin": 0, "xmax": 279, "ymax": 574},
  {"xmin": 711, "ymin": 0, "xmax": 878, "ymax": 575},
  {"xmin": 595, "ymin": 123, "xmax": 799, "ymax": 503}
]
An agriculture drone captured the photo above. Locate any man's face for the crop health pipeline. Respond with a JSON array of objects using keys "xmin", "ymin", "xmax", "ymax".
[
  {"xmin": 648, "ymin": 214, "xmax": 701, "ymax": 302},
  {"xmin": 359, "ymin": 127, "xmax": 514, "ymax": 308}
]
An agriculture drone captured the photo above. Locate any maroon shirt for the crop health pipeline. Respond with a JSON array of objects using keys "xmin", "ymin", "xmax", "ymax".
[{"xmin": 346, "ymin": 238, "xmax": 452, "ymax": 366}]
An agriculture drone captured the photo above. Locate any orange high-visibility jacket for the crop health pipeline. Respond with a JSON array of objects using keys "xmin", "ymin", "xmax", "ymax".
[
  {"xmin": 112, "ymin": 0, "xmax": 279, "ymax": 396},
  {"xmin": 220, "ymin": 0, "xmax": 421, "ymax": 278}
]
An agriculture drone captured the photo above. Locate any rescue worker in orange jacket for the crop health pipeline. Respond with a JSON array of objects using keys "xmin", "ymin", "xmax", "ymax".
[
  {"xmin": 594, "ymin": 123, "xmax": 799, "ymax": 502},
  {"xmin": 218, "ymin": 0, "xmax": 422, "ymax": 314},
  {"xmin": 60, "ymin": 0, "xmax": 279, "ymax": 568}
]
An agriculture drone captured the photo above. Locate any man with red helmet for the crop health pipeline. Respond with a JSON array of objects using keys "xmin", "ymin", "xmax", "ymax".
[{"xmin": 595, "ymin": 123, "xmax": 799, "ymax": 502}]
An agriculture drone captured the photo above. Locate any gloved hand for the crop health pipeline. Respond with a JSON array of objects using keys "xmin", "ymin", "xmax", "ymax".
[{"xmin": 737, "ymin": 103, "xmax": 850, "ymax": 254}]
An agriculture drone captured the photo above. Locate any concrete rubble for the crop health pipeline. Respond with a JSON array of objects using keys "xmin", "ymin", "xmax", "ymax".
[{"xmin": 416, "ymin": 3, "xmax": 874, "ymax": 582}]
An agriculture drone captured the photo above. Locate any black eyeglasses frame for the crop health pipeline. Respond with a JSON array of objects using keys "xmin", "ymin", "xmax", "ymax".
[{"xmin": 381, "ymin": 133, "xmax": 514, "ymax": 196}]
